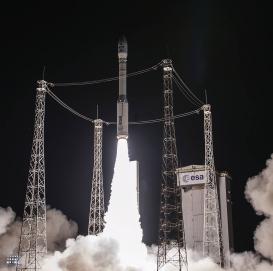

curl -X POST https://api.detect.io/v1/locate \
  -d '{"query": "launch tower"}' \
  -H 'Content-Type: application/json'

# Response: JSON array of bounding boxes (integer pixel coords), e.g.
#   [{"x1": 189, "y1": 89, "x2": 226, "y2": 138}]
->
[
  {"x1": 157, "y1": 59, "x2": 188, "y2": 271},
  {"x1": 88, "y1": 118, "x2": 105, "y2": 235},
  {"x1": 202, "y1": 104, "x2": 224, "y2": 265},
  {"x1": 17, "y1": 81, "x2": 47, "y2": 271}
]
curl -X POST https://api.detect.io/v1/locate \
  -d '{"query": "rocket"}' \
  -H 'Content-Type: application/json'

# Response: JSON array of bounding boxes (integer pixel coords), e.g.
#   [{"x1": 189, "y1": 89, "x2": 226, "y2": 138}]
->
[{"x1": 117, "y1": 36, "x2": 129, "y2": 139}]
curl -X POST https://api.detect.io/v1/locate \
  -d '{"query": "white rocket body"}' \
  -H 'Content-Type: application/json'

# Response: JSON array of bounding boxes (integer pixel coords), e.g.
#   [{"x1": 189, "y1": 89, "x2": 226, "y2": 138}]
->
[{"x1": 117, "y1": 37, "x2": 128, "y2": 139}]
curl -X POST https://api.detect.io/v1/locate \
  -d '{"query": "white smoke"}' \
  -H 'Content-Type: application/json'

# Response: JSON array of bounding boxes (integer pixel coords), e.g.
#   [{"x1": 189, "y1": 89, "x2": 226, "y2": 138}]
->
[
  {"x1": 245, "y1": 155, "x2": 273, "y2": 217},
  {"x1": 0, "y1": 207, "x2": 78, "y2": 270},
  {"x1": 0, "y1": 208, "x2": 20, "y2": 268},
  {"x1": 1, "y1": 147, "x2": 273, "y2": 271},
  {"x1": 187, "y1": 251, "x2": 222, "y2": 271},
  {"x1": 253, "y1": 217, "x2": 273, "y2": 261},
  {"x1": 42, "y1": 235, "x2": 122, "y2": 271},
  {"x1": 41, "y1": 150, "x2": 273, "y2": 271},
  {"x1": 0, "y1": 207, "x2": 15, "y2": 236},
  {"x1": 43, "y1": 235, "x2": 129, "y2": 271},
  {"x1": 103, "y1": 139, "x2": 147, "y2": 268},
  {"x1": 229, "y1": 252, "x2": 273, "y2": 271},
  {"x1": 42, "y1": 139, "x2": 151, "y2": 271},
  {"x1": 0, "y1": 268, "x2": 14, "y2": 271},
  {"x1": 245, "y1": 154, "x2": 273, "y2": 261},
  {"x1": 46, "y1": 207, "x2": 78, "y2": 252}
]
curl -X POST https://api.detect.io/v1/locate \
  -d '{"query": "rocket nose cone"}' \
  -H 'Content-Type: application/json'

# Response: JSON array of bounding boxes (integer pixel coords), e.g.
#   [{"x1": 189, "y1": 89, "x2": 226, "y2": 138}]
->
[{"x1": 118, "y1": 36, "x2": 128, "y2": 56}]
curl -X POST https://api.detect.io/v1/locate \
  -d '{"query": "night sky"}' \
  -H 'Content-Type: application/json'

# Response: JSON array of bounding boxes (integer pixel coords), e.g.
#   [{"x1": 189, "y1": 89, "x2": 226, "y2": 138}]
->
[{"x1": 1, "y1": 1, "x2": 273, "y2": 254}]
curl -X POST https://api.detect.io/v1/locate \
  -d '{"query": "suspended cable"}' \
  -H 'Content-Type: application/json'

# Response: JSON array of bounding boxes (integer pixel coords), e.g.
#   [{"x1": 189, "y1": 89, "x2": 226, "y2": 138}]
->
[
  {"x1": 172, "y1": 76, "x2": 203, "y2": 107},
  {"x1": 173, "y1": 68, "x2": 203, "y2": 104},
  {"x1": 107, "y1": 108, "x2": 201, "y2": 125},
  {"x1": 46, "y1": 85, "x2": 200, "y2": 125},
  {"x1": 49, "y1": 62, "x2": 162, "y2": 87},
  {"x1": 173, "y1": 108, "x2": 201, "y2": 119},
  {"x1": 172, "y1": 68, "x2": 205, "y2": 106},
  {"x1": 173, "y1": 76, "x2": 203, "y2": 107},
  {"x1": 46, "y1": 86, "x2": 96, "y2": 123}
]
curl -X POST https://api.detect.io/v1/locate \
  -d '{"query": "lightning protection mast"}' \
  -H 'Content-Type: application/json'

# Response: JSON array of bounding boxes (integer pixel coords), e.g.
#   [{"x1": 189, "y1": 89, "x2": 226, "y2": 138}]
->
[
  {"x1": 157, "y1": 59, "x2": 188, "y2": 271},
  {"x1": 88, "y1": 119, "x2": 105, "y2": 235},
  {"x1": 202, "y1": 104, "x2": 224, "y2": 266},
  {"x1": 17, "y1": 81, "x2": 47, "y2": 271}
]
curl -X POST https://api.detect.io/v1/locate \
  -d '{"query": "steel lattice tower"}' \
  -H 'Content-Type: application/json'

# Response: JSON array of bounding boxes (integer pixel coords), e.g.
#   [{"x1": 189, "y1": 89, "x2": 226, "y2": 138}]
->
[
  {"x1": 202, "y1": 104, "x2": 224, "y2": 266},
  {"x1": 157, "y1": 59, "x2": 188, "y2": 271},
  {"x1": 88, "y1": 119, "x2": 105, "y2": 235},
  {"x1": 17, "y1": 80, "x2": 47, "y2": 271}
]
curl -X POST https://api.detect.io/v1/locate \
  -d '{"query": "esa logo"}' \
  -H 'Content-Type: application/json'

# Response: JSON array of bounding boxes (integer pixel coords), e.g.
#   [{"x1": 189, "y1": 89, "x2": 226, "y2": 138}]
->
[{"x1": 183, "y1": 174, "x2": 204, "y2": 183}]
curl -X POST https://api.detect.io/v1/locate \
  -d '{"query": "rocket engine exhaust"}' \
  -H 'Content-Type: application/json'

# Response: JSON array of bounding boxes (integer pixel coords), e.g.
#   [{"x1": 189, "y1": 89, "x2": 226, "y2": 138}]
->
[{"x1": 117, "y1": 36, "x2": 129, "y2": 139}]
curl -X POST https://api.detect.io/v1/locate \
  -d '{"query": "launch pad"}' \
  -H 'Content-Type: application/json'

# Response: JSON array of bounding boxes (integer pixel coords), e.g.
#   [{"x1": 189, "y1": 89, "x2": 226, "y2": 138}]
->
[{"x1": 15, "y1": 37, "x2": 230, "y2": 271}]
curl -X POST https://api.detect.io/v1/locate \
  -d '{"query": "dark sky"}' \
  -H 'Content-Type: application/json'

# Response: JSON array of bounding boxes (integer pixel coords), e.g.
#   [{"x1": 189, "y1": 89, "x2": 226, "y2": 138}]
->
[{"x1": 1, "y1": 1, "x2": 273, "y2": 253}]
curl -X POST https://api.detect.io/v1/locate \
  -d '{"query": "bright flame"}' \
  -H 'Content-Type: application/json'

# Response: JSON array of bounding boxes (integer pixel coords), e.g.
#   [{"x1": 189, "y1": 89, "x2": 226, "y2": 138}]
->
[{"x1": 103, "y1": 139, "x2": 148, "y2": 268}]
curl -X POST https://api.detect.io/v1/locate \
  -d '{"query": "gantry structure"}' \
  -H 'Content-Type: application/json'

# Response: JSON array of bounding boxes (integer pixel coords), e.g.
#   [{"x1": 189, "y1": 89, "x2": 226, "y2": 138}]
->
[
  {"x1": 15, "y1": 58, "x2": 224, "y2": 271},
  {"x1": 157, "y1": 59, "x2": 188, "y2": 271},
  {"x1": 202, "y1": 104, "x2": 224, "y2": 265},
  {"x1": 17, "y1": 81, "x2": 47, "y2": 271},
  {"x1": 88, "y1": 118, "x2": 105, "y2": 235}
]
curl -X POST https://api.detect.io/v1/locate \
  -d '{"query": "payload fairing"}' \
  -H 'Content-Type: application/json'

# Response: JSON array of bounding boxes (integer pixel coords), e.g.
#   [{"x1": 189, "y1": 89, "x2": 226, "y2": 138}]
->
[{"x1": 117, "y1": 36, "x2": 129, "y2": 139}]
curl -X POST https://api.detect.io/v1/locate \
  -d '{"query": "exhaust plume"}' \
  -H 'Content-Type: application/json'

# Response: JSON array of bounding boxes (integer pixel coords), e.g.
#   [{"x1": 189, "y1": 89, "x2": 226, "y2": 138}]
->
[
  {"x1": 103, "y1": 139, "x2": 147, "y2": 268},
  {"x1": 1, "y1": 148, "x2": 273, "y2": 271}
]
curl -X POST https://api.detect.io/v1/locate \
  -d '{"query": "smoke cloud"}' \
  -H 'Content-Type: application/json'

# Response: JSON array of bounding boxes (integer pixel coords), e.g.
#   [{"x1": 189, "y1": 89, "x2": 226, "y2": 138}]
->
[
  {"x1": 42, "y1": 235, "x2": 123, "y2": 271},
  {"x1": 0, "y1": 207, "x2": 20, "y2": 269},
  {"x1": 1, "y1": 153, "x2": 273, "y2": 271},
  {"x1": 245, "y1": 154, "x2": 273, "y2": 261},
  {"x1": 0, "y1": 207, "x2": 15, "y2": 236},
  {"x1": 229, "y1": 252, "x2": 272, "y2": 271},
  {"x1": 42, "y1": 153, "x2": 273, "y2": 271},
  {"x1": 0, "y1": 207, "x2": 78, "y2": 270},
  {"x1": 46, "y1": 207, "x2": 78, "y2": 252}
]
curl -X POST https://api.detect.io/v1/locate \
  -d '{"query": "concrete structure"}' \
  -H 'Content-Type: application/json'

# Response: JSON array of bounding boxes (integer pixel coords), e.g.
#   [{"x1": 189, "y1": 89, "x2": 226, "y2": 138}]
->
[{"x1": 176, "y1": 165, "x2": 233, "y2": 268}]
